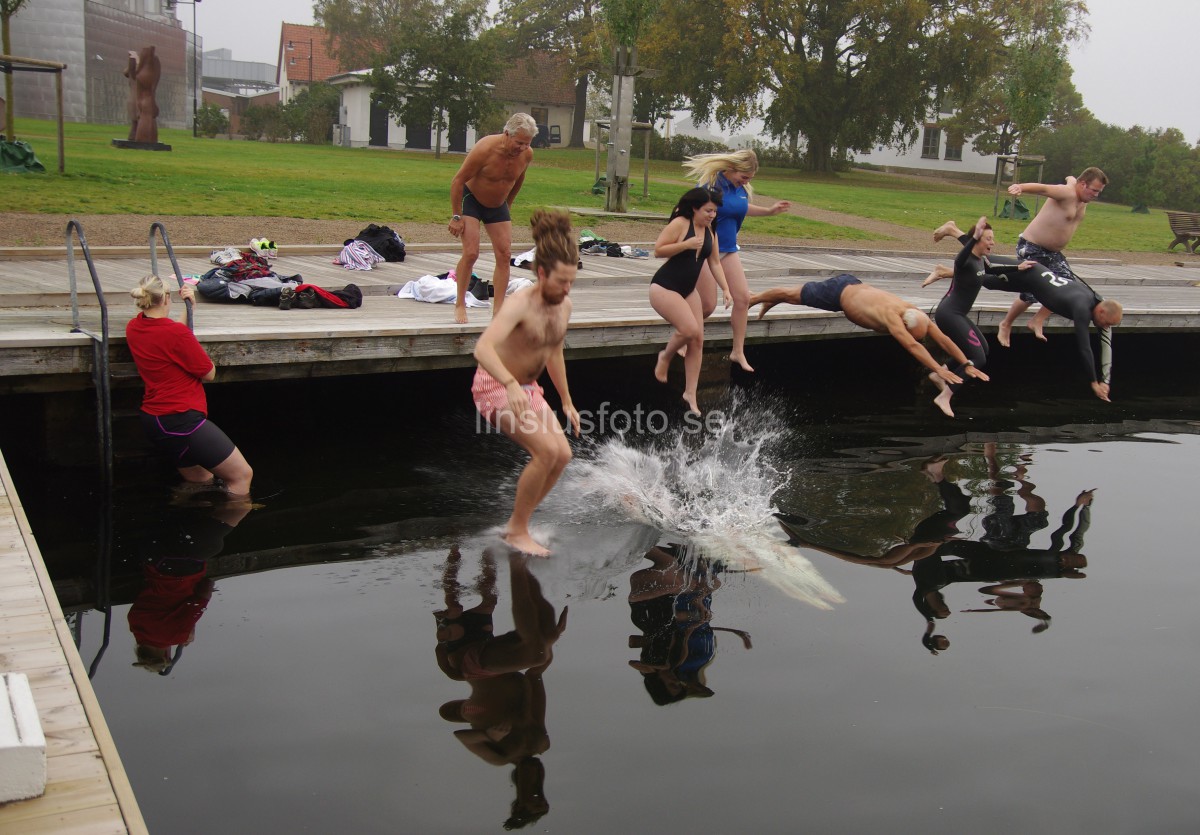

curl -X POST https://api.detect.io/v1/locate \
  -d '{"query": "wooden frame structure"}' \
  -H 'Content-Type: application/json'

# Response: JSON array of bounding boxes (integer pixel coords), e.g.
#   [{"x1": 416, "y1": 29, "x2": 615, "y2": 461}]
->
[{"x1": 0, "y1": 53, "x2": 68, "y2": 173}]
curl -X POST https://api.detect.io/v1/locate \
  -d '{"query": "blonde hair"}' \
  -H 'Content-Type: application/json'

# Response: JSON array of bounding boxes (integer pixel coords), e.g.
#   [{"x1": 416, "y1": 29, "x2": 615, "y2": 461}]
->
[
  {"x1": 130, "y1": 274, "x2": 168, "y2": 311},
  {"x1": 683, "y1": 149, "x2": 759, "y2": 197},
  {"x1": 529, "y1": 209, "x2": 577, "y2": 275},
  {"x1": 505, "y1": 112, "x2": 537, "y2": 138}
]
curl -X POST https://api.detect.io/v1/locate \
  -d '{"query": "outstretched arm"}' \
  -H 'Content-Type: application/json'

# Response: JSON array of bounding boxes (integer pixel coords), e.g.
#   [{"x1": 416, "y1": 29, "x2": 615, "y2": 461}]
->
[{"x1": 1008, "y1": 181, "x2": 1075, "y2": 200}]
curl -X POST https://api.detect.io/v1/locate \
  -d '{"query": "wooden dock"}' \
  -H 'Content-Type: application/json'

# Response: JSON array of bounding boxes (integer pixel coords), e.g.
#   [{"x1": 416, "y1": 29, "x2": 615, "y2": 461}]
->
[
  {"x1": 0, "y1": 242, "x2": 1197, "y2": 830},
  {"x1": 2, "y1": 244, "x2": 1199, "y2": 392},
  {"x1": 0, "y1": 447, "x2": 146, "y2": 834}
]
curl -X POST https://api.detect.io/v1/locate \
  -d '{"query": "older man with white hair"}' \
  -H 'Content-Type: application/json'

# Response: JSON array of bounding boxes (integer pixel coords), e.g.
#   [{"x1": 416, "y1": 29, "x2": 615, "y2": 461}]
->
[
  {"x1": 448, "y1": 113, "x2": 538, "y2": 323},
  {"x1": 749, "y1": 274, "x2": 989, "y2": 406}
]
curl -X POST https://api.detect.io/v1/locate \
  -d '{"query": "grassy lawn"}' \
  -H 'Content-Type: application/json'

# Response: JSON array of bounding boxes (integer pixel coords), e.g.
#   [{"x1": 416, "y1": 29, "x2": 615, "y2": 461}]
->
[{"x1": 2, "y1": 118, "x2": 1172, "y2": 251}]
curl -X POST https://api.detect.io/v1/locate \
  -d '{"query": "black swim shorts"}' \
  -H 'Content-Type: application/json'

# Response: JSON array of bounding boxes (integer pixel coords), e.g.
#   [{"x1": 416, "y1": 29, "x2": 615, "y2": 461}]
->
[
  {"x1": 800, "y1": 273, "x2": 861, "y2": 312},
  {"x1": 461, "y1": 184, "x2": 512, "y2": 225},
  {"x1": 140, "y1": 410, "x2": 236, "y2": 471}
]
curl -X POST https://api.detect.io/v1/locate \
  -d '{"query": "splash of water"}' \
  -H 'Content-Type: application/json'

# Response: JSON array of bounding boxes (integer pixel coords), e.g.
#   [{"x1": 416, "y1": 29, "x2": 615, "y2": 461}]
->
[
  {"x1": 558, "y1": 400, "x2": 843, "y2": 609},
  {"x1": 562, "y1": 405, "x2": 786, "y2": 534}
]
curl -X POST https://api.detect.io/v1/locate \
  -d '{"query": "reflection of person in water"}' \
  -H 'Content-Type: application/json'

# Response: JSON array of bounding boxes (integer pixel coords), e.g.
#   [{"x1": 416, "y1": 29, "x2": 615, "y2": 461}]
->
[
  {"x1": 434, "y1": 546, "x2": 567, "y2": 830},
  {"x1": 128, "y1": 501, "x2": 251, "y2": 674},
  {"x1": 962, "y1": 581, "x2": 1052, "y2": 633},
  {"x1": 627, "y1": 544, "x2": 751, "y2": 705},
  {"x1": 905, "y1": 485, "x2": 1093, "y2": 652},
  {"x1": 776, "y1": 458, "x2": 971, "y2": 572}
]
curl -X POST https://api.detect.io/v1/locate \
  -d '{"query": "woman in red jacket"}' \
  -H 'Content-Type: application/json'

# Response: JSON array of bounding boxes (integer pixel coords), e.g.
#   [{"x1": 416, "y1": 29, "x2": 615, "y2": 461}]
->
[{"x1": 126, "y1": 275, "x2": 253, "y2": 497}]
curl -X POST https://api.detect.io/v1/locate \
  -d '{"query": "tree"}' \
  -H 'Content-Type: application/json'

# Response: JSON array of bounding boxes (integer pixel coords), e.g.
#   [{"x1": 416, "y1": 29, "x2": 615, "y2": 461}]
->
[
  {"x1": 641, "y1": 0, "x2": 1087, "y2": 172},
  {"x1": 241, "y1": 103, "x2": 289, "y2": 142},
  {"x1": 495, "y1": 0, "x2": 606, "y2": 148},
  {"x1": 317, "y1": 0, "x2": 499, "y2": 159},
  {"x1": 943, "y1": 1, "x2": 1082, "y2": 158},
  {"x1": 284, "y1": 82, "x2": 340, "y2": 144},
  {"x1": 195, "y1": 102, "x2": 229, "y2": 138},
  {"x1": 1, "y1": 0, "x2": 31, "y2": 142}
]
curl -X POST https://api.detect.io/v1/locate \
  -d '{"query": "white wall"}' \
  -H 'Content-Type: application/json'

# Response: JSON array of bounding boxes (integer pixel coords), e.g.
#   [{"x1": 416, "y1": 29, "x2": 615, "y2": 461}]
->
[{"x1": 855, "y1": 128, "x2": 995, "y2": 176}]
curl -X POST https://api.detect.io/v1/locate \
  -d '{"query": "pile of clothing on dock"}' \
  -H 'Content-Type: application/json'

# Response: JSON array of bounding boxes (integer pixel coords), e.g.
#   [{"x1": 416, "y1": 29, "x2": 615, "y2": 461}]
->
[
  {"x1": 395, "y1": 269, "x2": 534, "y2": 306},
  {"x1": 335, "y1": 224, "x2": 407, "y2": 270},
  {"x1": 509, "y1": 247, "x2": 585, "y2": 270},
  {"x1": 578, "y1": 228, "x2": 649, "y2": 259},
  {"x1": 197, "y1": 247, "x2": 361, "y2": 309}
]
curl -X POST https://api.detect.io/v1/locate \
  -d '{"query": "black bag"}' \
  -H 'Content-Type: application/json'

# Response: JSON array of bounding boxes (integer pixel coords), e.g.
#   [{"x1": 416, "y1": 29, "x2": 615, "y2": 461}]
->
[{"x1": 354, "y1": 224, "x2": 406, "y2": 262}]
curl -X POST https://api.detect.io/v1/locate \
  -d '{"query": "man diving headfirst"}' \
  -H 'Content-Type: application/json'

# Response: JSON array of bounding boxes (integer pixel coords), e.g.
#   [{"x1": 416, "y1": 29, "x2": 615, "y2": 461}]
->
[{"x1": 748, "y1": 274, "x2": 990, "y2": 404}]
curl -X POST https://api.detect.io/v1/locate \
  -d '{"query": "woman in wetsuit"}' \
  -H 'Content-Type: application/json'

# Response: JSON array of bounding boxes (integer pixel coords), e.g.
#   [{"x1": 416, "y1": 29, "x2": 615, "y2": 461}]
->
[
  {"x1": 684, "y1": 150, "x2": 791, "y2": 372},
  {"x1": 650, "y1": 187, "x2": 731, "y2": 414},
  {"x1": 929, "y1": 216, "x2": 1036, "y2": 417}
]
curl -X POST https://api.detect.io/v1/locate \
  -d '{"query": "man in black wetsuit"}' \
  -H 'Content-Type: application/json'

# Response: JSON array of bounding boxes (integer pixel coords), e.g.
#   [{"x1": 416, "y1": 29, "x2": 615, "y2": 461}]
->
[{"x1": 980, "y1": 264, "x2": 1123, "y2": 401}]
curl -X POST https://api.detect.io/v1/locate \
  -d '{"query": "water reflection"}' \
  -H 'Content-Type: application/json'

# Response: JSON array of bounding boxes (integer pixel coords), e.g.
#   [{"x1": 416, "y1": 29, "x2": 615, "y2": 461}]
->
[
  {"x1": 434, "y1": 546, "x2": 568, "y2": 829},
  {"x1": 627, "y1": 543, "x2": 752, "y2": 705},
  {"x1": 127, "y1": 497, "x2": 252, "y2": 675},
  {"x1": 781, "y1": 443, "x2": 1094, "y2": 654}
]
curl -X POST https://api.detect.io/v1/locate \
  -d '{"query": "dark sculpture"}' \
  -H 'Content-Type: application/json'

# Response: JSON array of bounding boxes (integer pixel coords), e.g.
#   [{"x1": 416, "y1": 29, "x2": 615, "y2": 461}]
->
[{"x1": 125, "y1": 46, "x2": 161, "y2": 145}]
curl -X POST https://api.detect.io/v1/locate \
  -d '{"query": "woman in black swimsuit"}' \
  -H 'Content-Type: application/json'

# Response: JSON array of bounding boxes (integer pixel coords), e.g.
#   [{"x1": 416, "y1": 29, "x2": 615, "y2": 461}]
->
[{"x1": 650, "y1": 187, "x2": 731, "y2": 414}]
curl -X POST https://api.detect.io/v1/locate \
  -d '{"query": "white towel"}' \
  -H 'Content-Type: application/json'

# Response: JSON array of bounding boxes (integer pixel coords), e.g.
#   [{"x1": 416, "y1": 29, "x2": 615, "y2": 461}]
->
[{"x1": 396, "y1": 275, "x2": 491, "y2": 307}]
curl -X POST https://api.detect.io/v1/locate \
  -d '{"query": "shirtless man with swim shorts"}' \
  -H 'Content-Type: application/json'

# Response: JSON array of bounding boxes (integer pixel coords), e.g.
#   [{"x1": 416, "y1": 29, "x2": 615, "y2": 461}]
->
[
  {"x1": 449, "y1": 113, "x2": 537, "y2": 324},
  {"x1": 991, "y1": 167, "x2": 1108, "y2": 346},
  {"x1": 472, "y1": 210, "x2": 581, "y2": 556},
  {"x1": 748, "y1": 274, "x2": 990, "y2": 402}
]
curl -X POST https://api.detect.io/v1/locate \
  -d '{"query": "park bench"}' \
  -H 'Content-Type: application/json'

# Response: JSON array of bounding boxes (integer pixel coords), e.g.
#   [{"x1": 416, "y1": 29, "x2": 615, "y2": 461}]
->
[{"x1": 1166, "y1": 210, "x2": 1200, "y2": 253}]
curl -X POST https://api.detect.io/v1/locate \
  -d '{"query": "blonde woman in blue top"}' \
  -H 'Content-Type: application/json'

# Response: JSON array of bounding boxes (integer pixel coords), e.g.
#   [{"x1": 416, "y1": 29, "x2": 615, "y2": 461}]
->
[{"x1": 683, "y1": 150, "x2": 791, "y2": 372}]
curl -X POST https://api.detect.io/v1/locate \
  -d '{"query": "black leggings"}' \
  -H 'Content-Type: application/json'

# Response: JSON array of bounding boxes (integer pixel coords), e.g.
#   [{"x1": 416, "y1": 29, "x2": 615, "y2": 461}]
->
[
  {"x1": 140, "y1": 410, "x2": 236, "y2": 470},
  {"x1": 935, "y1": 311, "x2": 988, "y2": 391}
]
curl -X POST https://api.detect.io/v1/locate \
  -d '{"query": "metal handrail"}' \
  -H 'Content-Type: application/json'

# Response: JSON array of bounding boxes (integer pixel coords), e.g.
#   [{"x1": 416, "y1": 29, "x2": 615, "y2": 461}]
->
[
  {"x1": 64, "y1": 219, "x2": 115, "y2": 677},
  {"x1": 64, "y1": 220, "x2": 113, "y2": 488},
  {"x1": 149, "y1": 221, "x2": 193, "y2": 330}
]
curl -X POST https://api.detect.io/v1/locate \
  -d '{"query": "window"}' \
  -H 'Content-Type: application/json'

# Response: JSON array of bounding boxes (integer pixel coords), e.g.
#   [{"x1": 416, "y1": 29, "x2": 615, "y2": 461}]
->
[
  {"x1": 944, "y1": 132, "x2": 964, "y2": 162},
  {"x1": 921, "y1": 126, "x2": 941, "y2": 159}
]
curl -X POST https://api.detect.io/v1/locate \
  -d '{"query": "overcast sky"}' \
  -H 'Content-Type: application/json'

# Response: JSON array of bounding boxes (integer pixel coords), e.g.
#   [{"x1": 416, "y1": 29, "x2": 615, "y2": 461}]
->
[{"x1": 194, "y1": 0, "x2": 1198, "y2": 144}]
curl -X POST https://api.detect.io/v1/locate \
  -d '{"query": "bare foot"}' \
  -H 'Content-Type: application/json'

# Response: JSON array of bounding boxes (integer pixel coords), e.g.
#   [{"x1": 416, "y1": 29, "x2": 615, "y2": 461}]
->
[
  {"x1": 997, "y1": 320, "x2": 1013, "y2": 348},
  {"x1": 932, "y1": 386, "x2": 955, "y2": 418},
  {"x1": 682, "y1": 393, "x2": 700, "y2": 414},
  {"x1": 933, "y1": 220, "x2": 958, "y2": 243},
  {"x1": 502, "y1": 530, "x2": 551, "y2": 557},
  {"x1": 677, "y1": 344, "x2": 687, "y2": 358},
  {"x1": 922, "y1": 265, "x2": 952, "y2": 287},
  {"x1": 654, "y1": 349, "x2": 671, "y2": 383},
  {"x1": 454, "y1": 304, "x2": 468, "y2": 325},
  {"x1": 729, "y1": 353, "x2": 755, "y2": 373},
  {"x1": 1028, "y1": 320, "x2": 1047, "y2": 342}
]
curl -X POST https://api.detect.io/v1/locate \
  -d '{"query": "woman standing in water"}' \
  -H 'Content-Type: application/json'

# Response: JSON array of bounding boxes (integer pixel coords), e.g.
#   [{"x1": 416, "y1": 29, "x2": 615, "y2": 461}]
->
[
  {"x1": 650, "y1": 187, "x2": 731, "y2": 414},
  {"x1": 126, "y1": 276, "x2": 253, "y2": 497},
  {"x1": 684, "y1": 150, "x2": 791, "y2": 372}
]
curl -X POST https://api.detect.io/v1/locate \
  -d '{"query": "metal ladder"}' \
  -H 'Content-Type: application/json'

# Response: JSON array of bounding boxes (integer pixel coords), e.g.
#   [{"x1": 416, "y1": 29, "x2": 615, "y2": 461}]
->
[{"x1": 64, "y1": 219, "x2": 191, "y2": 677}]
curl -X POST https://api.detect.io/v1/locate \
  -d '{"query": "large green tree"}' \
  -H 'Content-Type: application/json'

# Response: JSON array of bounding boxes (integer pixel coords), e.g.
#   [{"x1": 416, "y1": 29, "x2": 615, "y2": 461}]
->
[
  {"x1": 1, "y1": 0, "x2": 31, "y2": 141},
  {"x1": 641, "y1": 0, "x2": 1087, "y2": 171},
  {"x1": 942, "y1": 1, "x2": 1084, "y2": 157},
  {"x1": 315, "y1": 0, "x2": 499, "y2": 158},
  {"x1": 494, "y1": 0, "x2": 606, "y2": 147}
]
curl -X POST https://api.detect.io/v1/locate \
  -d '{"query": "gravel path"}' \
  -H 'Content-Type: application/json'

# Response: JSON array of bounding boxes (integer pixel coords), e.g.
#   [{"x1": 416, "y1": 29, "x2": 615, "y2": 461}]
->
[{"x1": 1, "y1": 204, "x2": 1190, "y2": 268}]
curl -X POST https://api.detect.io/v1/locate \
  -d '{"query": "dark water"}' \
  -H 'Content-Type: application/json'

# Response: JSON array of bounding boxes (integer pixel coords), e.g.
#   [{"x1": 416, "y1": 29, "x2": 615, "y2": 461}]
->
[{"x1": 5, "y1": 335, "x2": 1200, "y2": 833}]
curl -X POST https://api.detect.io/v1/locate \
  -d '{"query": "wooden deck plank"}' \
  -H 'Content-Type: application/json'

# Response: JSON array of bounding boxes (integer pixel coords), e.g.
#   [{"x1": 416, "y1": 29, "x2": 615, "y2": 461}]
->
[
  {"x1": 0, "y1": 248, "x2": 1197, "y2": 390},
  {"x1": 0, "y1": 448, "x2": 146, "y2": 834}
]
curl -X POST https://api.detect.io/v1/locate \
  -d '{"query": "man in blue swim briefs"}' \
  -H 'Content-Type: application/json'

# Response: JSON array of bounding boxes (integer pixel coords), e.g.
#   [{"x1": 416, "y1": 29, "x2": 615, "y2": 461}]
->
[
  {"x1": 449, "y1": 113, "x2": 537, "y2": 324},
  {"x1": 749, "y1": 274, "x2": 990, "y2": 391}
]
